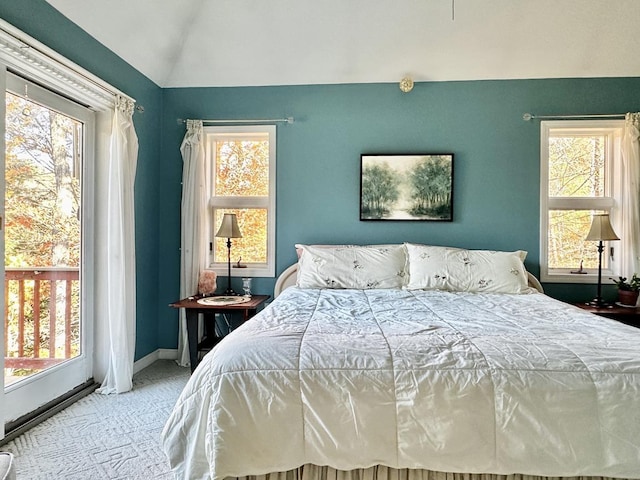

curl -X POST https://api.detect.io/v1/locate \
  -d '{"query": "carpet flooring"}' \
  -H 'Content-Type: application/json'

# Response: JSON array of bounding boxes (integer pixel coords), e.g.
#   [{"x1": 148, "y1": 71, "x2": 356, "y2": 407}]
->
[{"x1": 3, "y1": 360, "x2": 190, "y2": 479}]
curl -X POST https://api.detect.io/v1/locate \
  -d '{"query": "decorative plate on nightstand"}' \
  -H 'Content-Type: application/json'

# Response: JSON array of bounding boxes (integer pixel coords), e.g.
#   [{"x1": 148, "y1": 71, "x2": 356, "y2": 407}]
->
[
  {"x1": 197, "y1": 296, "x2": 252, "y2": 306},
  {"x1": 615, "y1": 301, "x2": 638, "y2": 308}
]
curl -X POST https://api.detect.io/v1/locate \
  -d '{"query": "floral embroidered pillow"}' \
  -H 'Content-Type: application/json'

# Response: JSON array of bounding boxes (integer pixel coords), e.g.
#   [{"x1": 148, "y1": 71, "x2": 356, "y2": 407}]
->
[
  {"x1": 296, "y1": 244, "x2": 407, "y2": 289},
  {"x1": 405, "y1": 243, "x2": 529, "y2": 294},
  {"x1": 404, "y1": 244, "x2": 458, "y2": 291}
]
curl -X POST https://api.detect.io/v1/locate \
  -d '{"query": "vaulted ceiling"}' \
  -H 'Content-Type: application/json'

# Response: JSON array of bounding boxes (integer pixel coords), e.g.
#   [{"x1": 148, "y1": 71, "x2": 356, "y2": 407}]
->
[{"x1": 45, "y1": 0, "x2": 640, "y2": 88}]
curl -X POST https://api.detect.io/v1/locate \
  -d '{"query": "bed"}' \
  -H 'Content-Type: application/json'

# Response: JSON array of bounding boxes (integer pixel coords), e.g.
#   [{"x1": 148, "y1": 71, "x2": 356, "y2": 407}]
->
[{"x1": 162, "y1": 244, "x2": 640, "y2": 480}]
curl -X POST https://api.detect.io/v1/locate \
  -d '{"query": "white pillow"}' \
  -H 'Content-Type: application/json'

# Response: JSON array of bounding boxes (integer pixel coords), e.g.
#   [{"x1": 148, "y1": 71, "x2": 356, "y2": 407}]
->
[
  {"x1": 404, "y1": 243, "x2": 529, "y2": 294},
  {"x1": 404, "y1": 244, "x2": 458, "y2": 291},
  {"x1": 296, "y1": 244, "x2": 407, "y2": 289}
]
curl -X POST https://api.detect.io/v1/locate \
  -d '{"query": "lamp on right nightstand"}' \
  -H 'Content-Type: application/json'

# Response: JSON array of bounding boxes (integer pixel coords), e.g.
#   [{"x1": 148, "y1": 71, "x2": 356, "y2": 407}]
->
[{"x1": 585, "y1": 213, "x2": 619, "y2": 308}]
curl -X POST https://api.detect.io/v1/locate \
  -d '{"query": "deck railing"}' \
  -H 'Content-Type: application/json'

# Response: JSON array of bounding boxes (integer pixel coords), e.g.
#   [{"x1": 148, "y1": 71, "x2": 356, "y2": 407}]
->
[{"x1": 4, "y1": 268, "x2": 80, "y2": 370}]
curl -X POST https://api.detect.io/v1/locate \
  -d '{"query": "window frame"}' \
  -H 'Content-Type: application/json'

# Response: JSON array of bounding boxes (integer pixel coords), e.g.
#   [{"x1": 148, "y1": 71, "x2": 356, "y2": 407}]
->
[
  {"x1": 540, "y1": 120, "x2": 624, "y2": 283},
  {"x1": 205, "y1": 125, "x2": 276, "y2": 278}
]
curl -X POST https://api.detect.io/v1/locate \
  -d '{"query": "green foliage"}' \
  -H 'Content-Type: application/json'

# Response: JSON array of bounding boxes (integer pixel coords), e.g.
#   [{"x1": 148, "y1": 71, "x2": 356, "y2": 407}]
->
[
  {"x1": 611, "y1": 274, "x2": 640, "y2": 291},
  {"x1": 361, "y1": 162, "x2": 400, "y2": 218},
  {"x1": 409, "y1": 155, "x2": 451, "y2": 219}
]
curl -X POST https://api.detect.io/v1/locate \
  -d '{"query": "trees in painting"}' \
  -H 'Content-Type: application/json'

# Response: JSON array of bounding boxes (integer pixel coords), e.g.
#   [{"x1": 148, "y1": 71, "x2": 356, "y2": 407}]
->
[
  {"x1": 360, "y1": 162, "x2": 400, "y2": 218},
  {"x1": 408, "y1": 155, "x2": 452, "y2": 218},
  {"x1": 361, "y1": 155, "x2": 452, "y2": 220}
]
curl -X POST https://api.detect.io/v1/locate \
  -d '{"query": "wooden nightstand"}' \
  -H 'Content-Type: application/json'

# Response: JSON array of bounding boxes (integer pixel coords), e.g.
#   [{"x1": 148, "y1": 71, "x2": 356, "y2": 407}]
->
[
  {"x1": 574, "y1": 303, "x2": 640, "y2": 329},
  {"x1": 170, "y1": 295, "x2": 270, "y2": 373}
]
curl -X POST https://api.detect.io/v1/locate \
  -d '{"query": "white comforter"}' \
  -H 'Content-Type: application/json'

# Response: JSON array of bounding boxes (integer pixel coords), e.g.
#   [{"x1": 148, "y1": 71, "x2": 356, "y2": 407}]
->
[{"x1": 161, "y1": 288, "x2": 640, "y2": 480}]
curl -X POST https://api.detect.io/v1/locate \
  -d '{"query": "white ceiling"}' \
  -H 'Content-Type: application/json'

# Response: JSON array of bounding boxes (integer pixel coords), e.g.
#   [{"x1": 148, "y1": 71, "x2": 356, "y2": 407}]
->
[{"x1": 45, "y1": 0, "x2": 640, "y2": 88}]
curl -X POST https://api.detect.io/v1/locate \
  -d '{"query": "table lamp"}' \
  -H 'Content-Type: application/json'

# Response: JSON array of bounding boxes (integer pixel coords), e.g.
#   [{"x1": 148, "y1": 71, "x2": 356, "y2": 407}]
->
[
  {"x1": 215, "y1": 213, "x2": 242, "y2": 295},
  {"x1": 585, "y1": 213, "x2": 619, "y2": 307}
]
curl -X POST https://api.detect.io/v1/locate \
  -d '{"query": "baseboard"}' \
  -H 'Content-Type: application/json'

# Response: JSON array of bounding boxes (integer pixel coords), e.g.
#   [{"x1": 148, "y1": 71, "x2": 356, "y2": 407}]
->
[
  {"x1": 1, "y1": 380, "x2": 97, "y2": 446},
  {"x1": 133, "y1": 348, "x2": 178, "y2": 374},
  {"x1": 158, "y1": 348, "x2": 179, "y2": 360}
]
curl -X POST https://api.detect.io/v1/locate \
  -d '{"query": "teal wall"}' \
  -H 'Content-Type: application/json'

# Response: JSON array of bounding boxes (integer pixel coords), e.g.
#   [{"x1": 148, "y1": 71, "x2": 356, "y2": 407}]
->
[
  {"x1": 2, "y1": 1, "x2": 639, "y2": 355},
  {"x1": 158, "y1": 78, "x2": 639, "y2": 347},
  {"x1": 0, "y1": 1, "x2": 163, "y2": 360}
]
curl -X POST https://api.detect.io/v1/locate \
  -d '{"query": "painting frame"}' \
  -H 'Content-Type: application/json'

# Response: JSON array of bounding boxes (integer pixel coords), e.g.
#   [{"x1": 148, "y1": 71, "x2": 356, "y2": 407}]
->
[{"x1": 360, "y1": 153, "x2": 454, "y2": 222}]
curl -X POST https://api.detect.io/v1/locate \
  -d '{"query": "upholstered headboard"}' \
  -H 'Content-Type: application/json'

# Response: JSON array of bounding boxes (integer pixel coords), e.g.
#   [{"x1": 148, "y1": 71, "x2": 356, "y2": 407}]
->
[{"x1": 274, "y1": 263, "x2": 299, "y2": 297}]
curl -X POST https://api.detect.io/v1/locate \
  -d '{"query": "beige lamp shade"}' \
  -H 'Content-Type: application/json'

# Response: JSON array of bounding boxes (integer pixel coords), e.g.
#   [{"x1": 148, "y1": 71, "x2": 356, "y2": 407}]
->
[
  {"x1": 585, "y1": 213, "x2": 619, "y2": 241},
  {"x1": 215, "y1": 213, "x2": 243, "y2": 239}
]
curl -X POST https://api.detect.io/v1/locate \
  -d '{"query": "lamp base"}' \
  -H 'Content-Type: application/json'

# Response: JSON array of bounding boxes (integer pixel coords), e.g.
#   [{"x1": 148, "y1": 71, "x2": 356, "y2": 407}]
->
[
  {"x1": 223, "y1": 288, "x2": 238, "y2": 296},
  {"x1": 586, "y1": 298, "x2": 613, "y2": 309}
]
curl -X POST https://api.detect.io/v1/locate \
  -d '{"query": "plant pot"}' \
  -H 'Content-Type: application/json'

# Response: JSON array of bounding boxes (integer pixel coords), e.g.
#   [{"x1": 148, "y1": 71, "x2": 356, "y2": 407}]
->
[{"x1": 618, "y1": 289, "x2": 639, "y2": 307}]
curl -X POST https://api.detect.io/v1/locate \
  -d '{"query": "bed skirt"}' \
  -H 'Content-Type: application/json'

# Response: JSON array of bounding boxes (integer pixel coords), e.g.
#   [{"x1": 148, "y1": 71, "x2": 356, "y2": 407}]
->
[{"x1": 232, "y1": 464, "x2": 636, "y2": 480}]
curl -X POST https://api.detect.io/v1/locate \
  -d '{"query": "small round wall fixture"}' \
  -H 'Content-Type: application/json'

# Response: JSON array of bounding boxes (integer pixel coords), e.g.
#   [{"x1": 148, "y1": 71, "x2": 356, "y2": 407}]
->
[{"x1": 399, "y1": 77, "x2": 414, "y2": 93}]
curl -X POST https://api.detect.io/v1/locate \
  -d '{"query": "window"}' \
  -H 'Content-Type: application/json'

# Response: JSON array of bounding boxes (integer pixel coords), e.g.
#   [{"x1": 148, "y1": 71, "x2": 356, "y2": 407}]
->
[
  {"x1": 206, "y1": 125, "x2": 276, "y2": 277},
  {"x1": 540, "y1": 120, "x2": 624, "y2": 283}
]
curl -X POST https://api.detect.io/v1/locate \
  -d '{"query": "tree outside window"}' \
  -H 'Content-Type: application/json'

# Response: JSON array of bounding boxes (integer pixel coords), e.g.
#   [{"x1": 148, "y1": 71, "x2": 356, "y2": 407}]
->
[{"x1": 207, "y1": 126, "x2": 276, "y2": 277}]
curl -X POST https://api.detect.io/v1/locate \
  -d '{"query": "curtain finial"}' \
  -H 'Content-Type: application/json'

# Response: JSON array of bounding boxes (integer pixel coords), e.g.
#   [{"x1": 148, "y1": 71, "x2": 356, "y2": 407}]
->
[
  {"x1": 186, "y1": 119, "x2": 203, "y2": 132},
  {"x1": 116, "y1": 95, "x2": 135, "y2": 116}
]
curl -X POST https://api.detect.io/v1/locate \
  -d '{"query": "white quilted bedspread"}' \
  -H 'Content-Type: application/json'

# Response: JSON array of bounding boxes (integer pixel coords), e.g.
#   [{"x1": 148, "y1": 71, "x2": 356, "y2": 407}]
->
[{"x1": 161, "y1": 288, "x2": 640, "y2": 480}]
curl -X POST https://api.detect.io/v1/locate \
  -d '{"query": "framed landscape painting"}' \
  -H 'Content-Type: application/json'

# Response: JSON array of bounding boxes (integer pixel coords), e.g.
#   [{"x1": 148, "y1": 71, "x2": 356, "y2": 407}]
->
[{"x1": 360, "y1": 153, "x2": 454, "y2": 221}]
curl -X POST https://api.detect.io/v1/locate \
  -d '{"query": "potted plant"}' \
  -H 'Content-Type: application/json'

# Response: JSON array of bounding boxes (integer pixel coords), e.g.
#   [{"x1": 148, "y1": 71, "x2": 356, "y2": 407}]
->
[{"x1": 611, "y1": 274, "x2": 640, "y2": 306}]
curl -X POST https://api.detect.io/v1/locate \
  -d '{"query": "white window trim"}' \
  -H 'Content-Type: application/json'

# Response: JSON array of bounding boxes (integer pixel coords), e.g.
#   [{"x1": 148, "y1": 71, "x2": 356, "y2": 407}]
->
[
  {"x1": 205, "y1": 125, "x2": 276, "y2": 278},
  {"x1": 540, "y1": 120, "x2": 624, "y2": 283}
]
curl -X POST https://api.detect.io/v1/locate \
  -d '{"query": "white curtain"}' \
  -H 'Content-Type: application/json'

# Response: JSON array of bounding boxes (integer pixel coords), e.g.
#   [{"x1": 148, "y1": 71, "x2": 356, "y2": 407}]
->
[
  {"x1": 621, "y1": 112, "x2": 640, "y2": 305},
  {"x1": 177, "y1": 120, "x2": 207, "y2": 367},
  {"x1": 97, "y1": 96, "x2": 139, "y2": 394}
]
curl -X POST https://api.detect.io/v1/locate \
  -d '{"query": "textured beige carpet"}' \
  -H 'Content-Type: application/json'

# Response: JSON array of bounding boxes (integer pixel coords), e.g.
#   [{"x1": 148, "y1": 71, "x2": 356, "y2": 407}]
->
[{"x1": 3, "y1": 360, "x2": 189, "y2": 479}]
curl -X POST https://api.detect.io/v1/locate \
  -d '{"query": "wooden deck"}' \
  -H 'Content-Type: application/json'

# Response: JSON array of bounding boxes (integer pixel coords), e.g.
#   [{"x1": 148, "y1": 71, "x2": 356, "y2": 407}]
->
[{"x1": 4, "y1": 267, "x2": 79, "y2": 384}]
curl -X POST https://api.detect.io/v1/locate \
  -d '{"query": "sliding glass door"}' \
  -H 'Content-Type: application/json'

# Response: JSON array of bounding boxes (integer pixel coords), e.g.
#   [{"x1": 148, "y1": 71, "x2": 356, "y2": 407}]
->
[{"x1": 2, "y1": 72, "x2": 94, "y2": 425}]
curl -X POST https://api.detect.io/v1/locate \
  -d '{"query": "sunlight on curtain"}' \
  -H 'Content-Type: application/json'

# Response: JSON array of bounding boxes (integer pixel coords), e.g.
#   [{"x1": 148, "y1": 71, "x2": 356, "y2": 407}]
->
[
  {"x1": 621, "y1": 112, "x2": 640, "y2": 306},
  {"x1": 177, "y1": 120, "x2": 207, "y2": 367},
  {"x1": 97, "y1": 96, "x2": 138, "y2": 394}
]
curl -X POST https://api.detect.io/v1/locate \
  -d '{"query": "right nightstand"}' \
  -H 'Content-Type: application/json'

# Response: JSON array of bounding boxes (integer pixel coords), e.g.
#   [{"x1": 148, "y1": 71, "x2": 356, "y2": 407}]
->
[{"x1": 575, "y1": 303, "x2": 640, "y2": 329}]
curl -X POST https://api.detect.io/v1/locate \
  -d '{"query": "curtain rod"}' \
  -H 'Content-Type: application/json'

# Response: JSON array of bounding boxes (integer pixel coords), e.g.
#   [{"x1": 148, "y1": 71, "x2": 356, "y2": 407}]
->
[
  {"x1": 523, "y1": 112, "x2": 626, "y2": 121},
  {"x1": 180, "y1": 117, "x2": 294, "y2": 125}
]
